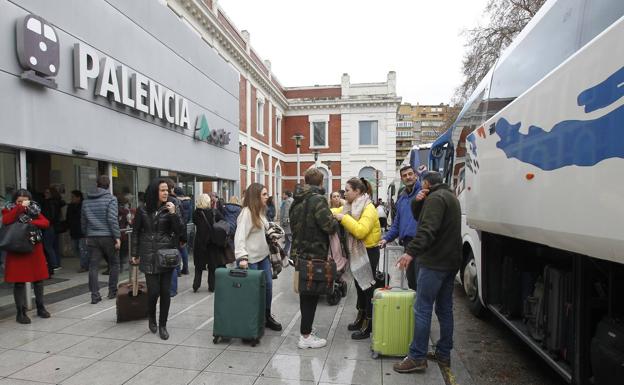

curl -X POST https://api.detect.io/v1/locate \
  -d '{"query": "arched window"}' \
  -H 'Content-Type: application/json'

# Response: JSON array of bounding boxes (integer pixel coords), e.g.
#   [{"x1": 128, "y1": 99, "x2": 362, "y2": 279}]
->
[
  {"x1": 255, "y1": 156, "x2": 265, "y2": 184},
  {"x1": 274, "y1": 164, "x2": 282, "y2": 199},
  {"x1": 319, "y1": 167, "x2": 330, "y2": 194},
  {"x1": 358, "y1": 166, "x2": 378, "y2": 199}
]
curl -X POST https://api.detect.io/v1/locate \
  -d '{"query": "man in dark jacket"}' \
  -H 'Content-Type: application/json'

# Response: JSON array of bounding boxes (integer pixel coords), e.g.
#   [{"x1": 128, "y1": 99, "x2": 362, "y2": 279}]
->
[
  {"x1": 379, "y1": 165, "x2": 421, "y2": 290},
  {"x1": 289, "y1": 168, "x2": 339, "y2": 349},
  {"x1": 82, "y1": 176, "x2": 121, "y2": 304},
  {"x1": 66, "y1": 190, "x2": 88, "y2": 272},
  {"x1": 173, "y1": 186, "x2": 191, "y2": 275},
  {"x1": 393, "y1": 171, "x2": 461, "y2": 373}
]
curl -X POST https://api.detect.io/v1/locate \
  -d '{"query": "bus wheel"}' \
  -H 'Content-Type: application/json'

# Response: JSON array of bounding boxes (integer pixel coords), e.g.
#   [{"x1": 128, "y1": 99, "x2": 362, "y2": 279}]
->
[{"x1": 462, "y1": 251, "x2": 486, "y2": 318}]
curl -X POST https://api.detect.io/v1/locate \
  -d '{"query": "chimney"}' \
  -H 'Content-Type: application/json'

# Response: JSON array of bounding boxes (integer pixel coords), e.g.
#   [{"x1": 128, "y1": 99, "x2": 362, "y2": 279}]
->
[
  {"x1": 387, "y1": 71, "x2": 396, "y2": 96},
  {"x1": 241, "y1": 30, "x2": 251, "y2": 54},
  {"x1": 341, "y1": 73, "x2": 350, "y2": 98}
]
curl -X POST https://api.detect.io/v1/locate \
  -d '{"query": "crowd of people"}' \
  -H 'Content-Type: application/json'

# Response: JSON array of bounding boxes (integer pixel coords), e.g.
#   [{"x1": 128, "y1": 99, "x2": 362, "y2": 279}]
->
[{"x1": 0, "y1": 163, "x2": 461, "y2": 376}]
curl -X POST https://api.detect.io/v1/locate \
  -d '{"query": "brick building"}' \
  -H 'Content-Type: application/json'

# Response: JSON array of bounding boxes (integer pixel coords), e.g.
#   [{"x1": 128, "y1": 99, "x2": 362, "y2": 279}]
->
[{"x1": 167, "y1": 0, "x2": 400, "y2": 203}]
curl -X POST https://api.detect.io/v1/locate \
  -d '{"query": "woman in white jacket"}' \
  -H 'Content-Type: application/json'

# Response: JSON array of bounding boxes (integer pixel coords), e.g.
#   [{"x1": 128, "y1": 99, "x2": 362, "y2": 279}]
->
[{"x1": 234, "y1": 183, "x2": 282, "y2": 331}]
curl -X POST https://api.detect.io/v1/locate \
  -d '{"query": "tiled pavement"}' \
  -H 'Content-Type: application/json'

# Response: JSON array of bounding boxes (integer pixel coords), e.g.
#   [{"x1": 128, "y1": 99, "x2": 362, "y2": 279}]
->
[{"x1": 0, "y1": 248, "x2": 451, "y2": 385}]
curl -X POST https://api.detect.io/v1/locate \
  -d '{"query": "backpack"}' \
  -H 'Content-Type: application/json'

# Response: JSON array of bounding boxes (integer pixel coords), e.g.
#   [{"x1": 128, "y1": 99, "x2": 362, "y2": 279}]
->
[{"x1": 207, "y1": 209, "x2": 230, "y2": 247}]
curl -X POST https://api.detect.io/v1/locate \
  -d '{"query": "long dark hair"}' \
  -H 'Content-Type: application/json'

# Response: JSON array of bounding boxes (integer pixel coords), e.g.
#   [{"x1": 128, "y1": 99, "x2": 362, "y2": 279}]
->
[
  {"x1": 144, "y1": 178, "x2": 169, "y2": 213},
  {"x1": 347, "y1": 177, "x2": 373, "y2": 196}
]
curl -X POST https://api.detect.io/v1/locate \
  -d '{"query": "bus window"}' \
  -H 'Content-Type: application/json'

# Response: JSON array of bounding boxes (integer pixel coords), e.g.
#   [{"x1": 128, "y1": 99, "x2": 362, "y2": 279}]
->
[
  {"x1": 487, "y1": 0, "x2": 583, "y2": 115},
  {"x1": 579, "y1": 0, "x2": 624, "y2": 47}
]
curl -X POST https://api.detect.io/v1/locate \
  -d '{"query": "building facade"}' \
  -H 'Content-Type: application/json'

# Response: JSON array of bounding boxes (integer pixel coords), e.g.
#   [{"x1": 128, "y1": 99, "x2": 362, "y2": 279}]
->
[
  {"x1": 0, "y1": 0, "x2": 239, "y2": 213},
  {"x1": 168, "y1": 0, "x2": 400, "y2": 204},
  {"x1": 395, "y1": 102, "x2": 453, "y2": 166}
]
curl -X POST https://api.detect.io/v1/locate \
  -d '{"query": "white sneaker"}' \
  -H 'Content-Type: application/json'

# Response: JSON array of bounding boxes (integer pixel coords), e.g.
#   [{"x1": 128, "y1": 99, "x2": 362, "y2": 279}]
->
[{"x1": 298, "y1": 334, "x2": 327, "y2": 349}]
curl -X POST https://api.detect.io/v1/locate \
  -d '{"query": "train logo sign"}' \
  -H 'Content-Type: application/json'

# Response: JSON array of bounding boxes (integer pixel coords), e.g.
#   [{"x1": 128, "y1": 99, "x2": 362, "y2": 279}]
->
[
  {"x1": 194, "y1": 114, "x2": 231, "y2": 147},
  {"x1": 16, "y1": 14, "x2": 60, "y2": 89}
]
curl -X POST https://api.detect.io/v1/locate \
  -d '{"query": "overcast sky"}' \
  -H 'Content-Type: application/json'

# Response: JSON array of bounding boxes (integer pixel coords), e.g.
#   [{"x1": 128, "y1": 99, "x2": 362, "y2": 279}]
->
[{"x1": 218, "y1": 0, "x2": 489, "y2": 105}]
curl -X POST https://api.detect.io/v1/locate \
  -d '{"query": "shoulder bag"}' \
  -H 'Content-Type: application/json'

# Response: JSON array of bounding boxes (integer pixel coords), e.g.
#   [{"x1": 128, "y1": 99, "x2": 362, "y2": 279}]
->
[
  {"x1": 0, "y1": 221, "x2": 40, "y2": 254},
  {"x1": 152, "y1": 207, "x2": 181, "y2": 269}
]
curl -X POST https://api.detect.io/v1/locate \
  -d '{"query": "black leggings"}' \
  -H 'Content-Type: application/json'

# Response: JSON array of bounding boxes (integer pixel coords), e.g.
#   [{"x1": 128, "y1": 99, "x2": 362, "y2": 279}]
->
[
  {"x1": 300, "y1": 293, "x2": 320, "y2": 335},
  {"x1": 354, "y1": 247, "x2": 380, "y2": 318},
  {"x1": 146, "y1": 270, "x2": 173, "y2": 326}
]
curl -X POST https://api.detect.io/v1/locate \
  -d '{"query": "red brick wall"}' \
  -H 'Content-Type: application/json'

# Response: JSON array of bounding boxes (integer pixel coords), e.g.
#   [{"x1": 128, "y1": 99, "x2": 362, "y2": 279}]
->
[
  {"x1": 283, "y1": 116, "x2": 309, "y2": 154},
  {"x1": 332, "y1": 180, "x2": 342, "y2": 193},
  {"x1": 284, "y1": 88, "x2": 341, "y2": 99},
  {"x1": 239, "y1": 76, "x2": 247, "y2": 133},
  {"x1": 327, "y1": 114, "x2": 341, "y2": 153},
  {"x1": 240, "y1": 169, "x2": 247, "y2": 191},
  {"x1": 239, "y1": 144, "x2": 247, "y2": 165}
]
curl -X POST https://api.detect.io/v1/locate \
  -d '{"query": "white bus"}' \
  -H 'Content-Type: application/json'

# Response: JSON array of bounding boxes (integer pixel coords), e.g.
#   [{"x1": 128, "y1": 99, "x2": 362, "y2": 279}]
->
[{"x1": 429, "y1": 1, "x2": 624, "y2": 384}]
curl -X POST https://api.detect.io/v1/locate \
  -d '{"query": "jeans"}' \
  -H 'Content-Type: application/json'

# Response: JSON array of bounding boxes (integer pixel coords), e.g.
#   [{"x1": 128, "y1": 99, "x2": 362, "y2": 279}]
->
[
  {"x1": 354, "y1": 247, "x2": 380, "y2": 318},
  {"x1": 300, "y1": 293, "x2": 320, "y2": 335},
  {"x1": 170, "y1": 265, "x2": 179, "y2": 296},
  {"x1": 283, "y1": 233, "x2": 292, "y2": 257},
  {"x1": 408, "y1": 267, "x2": 456, "y2": 361},
  {"x1": 87, "y1": 237, "x2": 119, "y2": 300},
  {"x1": 146, "y1": 270, "x2": 174, "y2": 326},
  {"x1": 180, "y1": 243, "x2": 189, "y2": 273},
  {"x1": 71, "y1": 238, "x2": 89, "y2": 269},
  {"x1": 42, "y1": 228, "x2": 59, "y2": 269},
  {"x1": 247, "y1": 257, "x2": 273, "y2": 313}
]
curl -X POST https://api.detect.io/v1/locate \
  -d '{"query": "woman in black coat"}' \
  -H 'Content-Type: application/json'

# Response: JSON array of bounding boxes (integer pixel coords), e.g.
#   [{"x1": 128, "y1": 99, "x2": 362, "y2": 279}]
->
[
  {"x1": 192, "y1": 193, "x2": 227, "y2": 292},
  {"x1": 131, "y1": 178, "x2": 184, "y2": 340}
]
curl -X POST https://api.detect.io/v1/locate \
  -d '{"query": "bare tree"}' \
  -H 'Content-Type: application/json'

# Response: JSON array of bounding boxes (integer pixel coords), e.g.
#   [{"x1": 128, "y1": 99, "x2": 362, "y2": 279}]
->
[{"x1": 456, "y1": 0, "x2": 546, "y2": 102}]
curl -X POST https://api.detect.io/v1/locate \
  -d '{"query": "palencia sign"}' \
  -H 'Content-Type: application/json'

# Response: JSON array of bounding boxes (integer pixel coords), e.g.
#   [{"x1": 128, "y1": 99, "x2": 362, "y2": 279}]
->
[
  {"x1": 73, "y1": 43, "x2": 190, "y2": 129},
  {"x1": 195, "y1": 114, "x2": 231, "y2": 146}
]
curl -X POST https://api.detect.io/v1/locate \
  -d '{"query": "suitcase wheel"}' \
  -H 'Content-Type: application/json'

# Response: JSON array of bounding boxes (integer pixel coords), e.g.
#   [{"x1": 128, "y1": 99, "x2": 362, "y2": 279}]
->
[
  {"x1": 327, "y1": 290, "x2": 341, "y2": 306},
  {"x1": 251, "y1": 338, "x2": 259, "y2": 347}
]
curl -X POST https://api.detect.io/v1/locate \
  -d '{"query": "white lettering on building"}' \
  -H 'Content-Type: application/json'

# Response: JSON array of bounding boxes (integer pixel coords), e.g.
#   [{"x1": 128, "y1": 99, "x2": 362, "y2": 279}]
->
[{"x1": 73, "y1": 42, "x2": 190, "y2": 129}]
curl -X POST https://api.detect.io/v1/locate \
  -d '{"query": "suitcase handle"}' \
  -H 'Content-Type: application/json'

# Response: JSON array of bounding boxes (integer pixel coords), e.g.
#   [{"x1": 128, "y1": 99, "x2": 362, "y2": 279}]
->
[
  {"x1": 229, "y1": 269, "x2": 248, "y2": 278},
  {"x1": 383, "y1": 244, "x2": 408, "y2": 290}
]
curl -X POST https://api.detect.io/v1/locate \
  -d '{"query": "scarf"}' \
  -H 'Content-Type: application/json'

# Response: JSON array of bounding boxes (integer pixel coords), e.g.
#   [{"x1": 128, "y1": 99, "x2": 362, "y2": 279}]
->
[{"x1": 342, "y1": 193, "x2": 375, "y2": 290}]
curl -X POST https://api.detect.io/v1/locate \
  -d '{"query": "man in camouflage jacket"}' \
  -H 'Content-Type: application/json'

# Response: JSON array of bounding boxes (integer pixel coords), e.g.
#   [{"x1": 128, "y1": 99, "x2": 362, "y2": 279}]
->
[{"x1": 289, "y1": 168, "x2": 339, "y2": 349}]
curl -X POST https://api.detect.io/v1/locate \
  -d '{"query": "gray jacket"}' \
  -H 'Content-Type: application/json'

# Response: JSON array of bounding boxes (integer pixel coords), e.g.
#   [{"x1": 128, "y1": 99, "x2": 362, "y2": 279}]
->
[
  {"x1": 81, "y1": 188, "x2": 120, "y2": 239},
  {"x1": 279, "y1": 197, "x2": 294, "y2": 234}
]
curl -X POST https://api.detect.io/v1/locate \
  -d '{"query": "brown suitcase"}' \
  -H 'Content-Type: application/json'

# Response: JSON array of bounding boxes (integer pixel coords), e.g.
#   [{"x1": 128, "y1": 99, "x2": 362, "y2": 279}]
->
[{"x1": 116, "y1": 262, "x2": 148, "y2": 323}]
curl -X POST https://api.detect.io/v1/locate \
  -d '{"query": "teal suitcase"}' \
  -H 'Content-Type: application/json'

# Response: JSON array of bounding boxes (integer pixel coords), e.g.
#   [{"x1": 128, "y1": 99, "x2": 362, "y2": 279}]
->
[
  {"x1": 213, "y1": 268, "x2": 265, "y2": 346},
  {"x1": 371, "y1": 245, "x2": 416, "y2": 358}
]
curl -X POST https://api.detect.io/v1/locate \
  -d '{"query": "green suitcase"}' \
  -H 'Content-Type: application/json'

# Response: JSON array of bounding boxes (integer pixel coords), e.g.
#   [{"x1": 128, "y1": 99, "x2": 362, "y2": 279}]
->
[
  {"x1": 371, "y1": 246, "x2": 416, "y2": 358},
  {"x1": 213, "y1": 268, "x2": 265, "y2": 346}
]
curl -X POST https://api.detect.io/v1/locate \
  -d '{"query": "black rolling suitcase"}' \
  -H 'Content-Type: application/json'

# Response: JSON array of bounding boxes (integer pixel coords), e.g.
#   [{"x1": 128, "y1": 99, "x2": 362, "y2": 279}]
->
[
  {"x1": 543, "y1": 266, "x2": 574, "y2": 361},
  {"x1": 591, "y1": 317, "x2": 624, "y2": 385},
  {"x1": 116, "y1": 232, "x2": 148, "y2": 323}
]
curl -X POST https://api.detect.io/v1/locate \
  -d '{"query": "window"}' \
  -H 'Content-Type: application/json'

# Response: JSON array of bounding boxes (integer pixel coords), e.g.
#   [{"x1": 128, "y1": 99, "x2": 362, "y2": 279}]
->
[
  {"x1": 311, "y1": 121, "x2": 327, "y2": 147},
  {"x1": 275, "y1": 116, "x2": 282, "y2": 145},
  {"x1": 359, "y1": 120, "x2": 378, "y2": 146},
  {"x1": 255, "y1": 156, "x2": 264, "y2": 183},
  {"x1": 256, "y1": 99, "x2": 264, "y2": 135}
]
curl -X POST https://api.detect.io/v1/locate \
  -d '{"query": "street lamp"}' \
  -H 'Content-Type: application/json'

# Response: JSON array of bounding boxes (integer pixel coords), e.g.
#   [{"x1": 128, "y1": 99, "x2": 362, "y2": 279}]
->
[{"x1": 291, "y1": 133, "x2": 304, "y2": 184}]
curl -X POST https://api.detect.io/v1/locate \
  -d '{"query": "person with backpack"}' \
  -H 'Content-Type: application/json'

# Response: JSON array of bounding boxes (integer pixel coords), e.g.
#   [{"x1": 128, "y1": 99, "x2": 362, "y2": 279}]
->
[
  {"x1": 219, "y1": 196, "x2": 241, "y2": 258},
  {"x1": 192, "y1": 193, "x2": 227, "y2": 292},
  {"x1": 173, "y1": 187, "x2": 192, "y2": 275},
  {"x1": 234, "y1": 183, "x2": 282, "y2": 331}
]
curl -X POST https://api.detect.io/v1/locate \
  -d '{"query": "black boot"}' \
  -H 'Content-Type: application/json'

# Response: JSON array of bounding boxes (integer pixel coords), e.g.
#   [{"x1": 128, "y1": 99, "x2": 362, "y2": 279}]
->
[
  {"x1": 14, "y1": 283, "x2": 31, "y2": 324},
  {"x1": 33, "y1": 281, "x2": 50, "y2": 318},
  {"x1": 348, "y1": 309, "x2": 365, "y2": 331},
  {"x1": 351, "y1": 318, "x2": 372, "y2": 340},
  {"x1": 265, "y1": 312, "x2": 282, "y2": 331},
  {"x1": 148, "y1": 316, "x2": 157, "y2": 333},
  {"x1": 159, "y1": 325, "x2": 169, "y2": 340}
]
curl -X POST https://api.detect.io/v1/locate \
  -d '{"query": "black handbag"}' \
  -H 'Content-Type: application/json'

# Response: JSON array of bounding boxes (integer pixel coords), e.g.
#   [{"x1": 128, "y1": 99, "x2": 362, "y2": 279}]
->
[
  {"x1": 156, "y1": 249, "x2": 181, "y2": 269},
  {"x1": 0, "y1": 222, "x2": 39, "y2": 254}
]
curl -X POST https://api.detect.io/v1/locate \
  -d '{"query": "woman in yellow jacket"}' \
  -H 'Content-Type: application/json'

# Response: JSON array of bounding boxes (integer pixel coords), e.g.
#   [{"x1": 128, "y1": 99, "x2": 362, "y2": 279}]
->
[{"x1": 333, "y1": 177, "x2": 381, "y2": 339}]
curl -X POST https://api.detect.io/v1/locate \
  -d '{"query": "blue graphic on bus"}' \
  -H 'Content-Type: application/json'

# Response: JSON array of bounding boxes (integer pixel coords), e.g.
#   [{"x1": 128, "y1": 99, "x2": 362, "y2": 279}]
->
[{"x1": 495, "y1": 67, "x2": 624, "y2": 170}]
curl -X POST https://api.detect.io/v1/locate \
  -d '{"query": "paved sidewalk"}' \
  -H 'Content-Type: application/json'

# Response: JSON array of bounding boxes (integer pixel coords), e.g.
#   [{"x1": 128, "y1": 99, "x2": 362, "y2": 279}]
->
[{"x1": 0, "y1": 248, "x2": 454, "y2": 385}]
